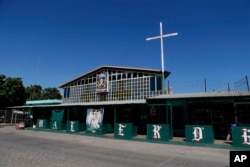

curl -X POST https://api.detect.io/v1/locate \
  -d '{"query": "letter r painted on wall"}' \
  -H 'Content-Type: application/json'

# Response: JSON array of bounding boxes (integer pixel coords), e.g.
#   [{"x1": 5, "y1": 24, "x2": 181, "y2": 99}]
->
[{"x1": 153, "y1": 125, "x2": 162, "y2": 139}]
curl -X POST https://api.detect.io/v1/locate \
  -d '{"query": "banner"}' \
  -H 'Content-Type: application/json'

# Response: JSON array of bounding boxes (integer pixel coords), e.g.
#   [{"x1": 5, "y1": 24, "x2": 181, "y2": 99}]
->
[
  {"x1": 50, "y1": 110, "x2": 64, "y2": 130},
  {"x1": 51, "y1": 109, "x2": 64, "y2": 121},
  {"x1": 86, "y1": 108, "x2": 104, "y2": 133},
  {"x1": 96, "y1": 73, "x2": 108, "y2": 92}
]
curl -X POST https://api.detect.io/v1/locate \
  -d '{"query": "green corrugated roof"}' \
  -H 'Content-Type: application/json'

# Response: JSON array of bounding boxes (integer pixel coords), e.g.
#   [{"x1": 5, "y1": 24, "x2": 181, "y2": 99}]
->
[{"x1": 26, "y1": 99, "x2": 62, "y2": 105}]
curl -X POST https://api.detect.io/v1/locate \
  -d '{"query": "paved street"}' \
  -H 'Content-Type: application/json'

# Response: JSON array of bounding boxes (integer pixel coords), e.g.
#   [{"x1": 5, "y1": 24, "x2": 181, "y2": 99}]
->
[{"x1": 0, "y1": 125, "x2": 229, "y2": 167}]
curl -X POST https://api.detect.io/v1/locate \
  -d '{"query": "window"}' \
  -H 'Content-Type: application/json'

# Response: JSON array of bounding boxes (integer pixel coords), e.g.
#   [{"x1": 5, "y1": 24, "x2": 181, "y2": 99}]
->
[
  {"x1": 117, "y1": 74, "x2": 121, "y2": 80},
  {"x1": 112, "y1": 75, "x2": 116, "y2": 81},
  {"x1": 64, "y1": 87, "x2": 70, "y2": 98},
  {"x1": 127, "y1": 73, "x2": 131, "y2": 78},
  {"x1": 64, "y1": 88, "x2": 67, "y2": 98},
  {"x1": 133, "y1": 73, "x2": 137, "y2": 78},
  {"x1": 150, "y1": 77, "x2": 155, "y2": 91},
  {"x1": 122, "y1": 74, "x2": 126, "y2": 79},
  {"x1": 156, "y1": 76, "x2": 162, "y2": 91},
  {"x1": 67, "y1": 87, "x2": 70, "y2": 98}
]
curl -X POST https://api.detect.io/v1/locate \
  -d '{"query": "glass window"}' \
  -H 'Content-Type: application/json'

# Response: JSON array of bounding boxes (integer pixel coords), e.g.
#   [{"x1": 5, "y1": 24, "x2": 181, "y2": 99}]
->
[
  {"x1": 117, "y1": 74, "x2": 121, "y2": 80},
  {"x1": 133, "y1": 73, "x2": 137, "y2": 78},
  {"x1": 127, "y1": 73, "x2": 131, "y2": 78},
  {"x1": 122, "y1": 74, "x2": 126, "y2": 79},
  {"x1": 156, "y1": 76, "x2": 162, "y2": 91},
  {"x1": 67, "y1": 87, "x2": 70, "y2": 98},
  {"x1": 64, "y1": 88, "x2": 67, "y2": 98},
  {"x1": 112, "y1": 75, "x2": 116, "y2": 81}
]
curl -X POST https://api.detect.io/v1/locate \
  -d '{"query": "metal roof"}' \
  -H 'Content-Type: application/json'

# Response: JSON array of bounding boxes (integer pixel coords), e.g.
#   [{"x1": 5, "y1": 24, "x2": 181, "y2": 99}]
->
[
  {"x1": 148, "y1": 91, "x2": 250, "y2": 100},
  {"x1": 8, "y1": 100, "x2": 146, "y2": 109},
  {"x1": 26, "y1": 99, "x2": 62, "y2": 105},
  {"x1": 59, "y1": 65, "x2": 170, "y2": 88}
]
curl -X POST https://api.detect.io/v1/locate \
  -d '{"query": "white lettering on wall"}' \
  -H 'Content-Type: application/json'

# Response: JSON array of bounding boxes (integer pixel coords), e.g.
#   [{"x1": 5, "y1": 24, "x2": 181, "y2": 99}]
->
[
  {"x1": 192, "y1": 127, "x2": 203, "y2": 142},
  {"x1": 52, "y1": 121, "x2": 57, "y2": 130},
  {"x1": 38, "y1": 120, "x2": 44, "y2": 128},
  {"x1": 70, "y1": 121, "x2": 75, "y2": 132},
  {"x1": 153, "y1": 125, "x2": 162, "y2": 139},
  {"x1": 242, "y1": 128, "x2": 250, "y2": 145},
  {"x1": 118, "y1": 124, "x2": 126, "y2": 136}
]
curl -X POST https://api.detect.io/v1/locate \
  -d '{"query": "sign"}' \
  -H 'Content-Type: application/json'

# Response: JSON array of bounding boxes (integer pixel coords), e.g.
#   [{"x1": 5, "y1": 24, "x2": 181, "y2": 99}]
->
[
  {"x1": 232, "y1": 126, "x2": 250, "y2": 148},
  {"x1": 185, "y1": 125, "x2": 214, "y2": 144},
  {"x1": 50, "y1": 120, "x2": 63, "y2": 130},
  {"x1": 86, "y1": 108, "x2": 104, "y2": 133},
  {"x1": 147, "y1": 124, "x2": 170, "y2": 141},
  {"x1": 96, "y1": 73, "x2": 108, "y2": 93},
  {"x1": 67, "y1": 121, "x2": 79, "y2": 133},
  {"x1": 230, "y1": 151, "x2": 250, "y2": 167},
  {"x1": 36, "y1": 119, "x2": 48, "y2": 129},
  {"x1": 114, "y1": 123, "x2": 137, "y2": 139}
]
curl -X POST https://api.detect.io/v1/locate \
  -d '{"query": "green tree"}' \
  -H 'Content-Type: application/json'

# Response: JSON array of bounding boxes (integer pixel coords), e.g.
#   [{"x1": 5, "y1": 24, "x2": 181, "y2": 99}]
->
[
  {"x1": 42, "y1": 87, "x2": 62, "y2": 99},
  {"x1": 0, "y1": 75, "x2": 26, "y2": 109},
  {"x1": 0, "y1": 75, "x2": 7, "y2": 108},
  {"x1": 25, "y1": 85, "x2": 43, "y2": 100},
  {"x1": 25, "y1": 85, "x2": 62, "y2": 100}
]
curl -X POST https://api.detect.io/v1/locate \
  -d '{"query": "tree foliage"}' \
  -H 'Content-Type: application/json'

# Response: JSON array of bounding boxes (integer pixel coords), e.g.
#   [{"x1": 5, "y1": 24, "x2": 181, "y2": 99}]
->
[
  {"x1": 0, "y1": 74, "x2": 26, "y2": 109},
  {"x1": 42, "y1": 87, "x2": 62, "y2": 99},
  {"x1": 25, "y1": 85, "x2": 43, "y2": 100},
  {"x1": 0, "y1": 74, "x2": 62, "y2": 109},
  {"x1": 25, "y1": 85, "x2": 62, "y2": 100}
]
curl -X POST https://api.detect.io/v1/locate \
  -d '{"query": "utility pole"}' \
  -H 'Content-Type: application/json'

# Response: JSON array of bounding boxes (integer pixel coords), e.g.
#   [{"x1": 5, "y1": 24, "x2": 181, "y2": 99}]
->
[
  {"x1": 246, "y1": 75, "x2": 249, "y2": 91},
  {"x1": 204, "y1": 79, "x2": 207, "y2": 92}
]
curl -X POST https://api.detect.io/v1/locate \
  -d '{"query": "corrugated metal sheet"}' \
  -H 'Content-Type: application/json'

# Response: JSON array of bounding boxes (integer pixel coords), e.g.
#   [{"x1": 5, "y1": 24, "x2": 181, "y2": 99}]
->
[
  {"x1": 9, "y1": 100, "x2": 146, "y2": 108},
  {"x1": 148, "y1": 91, "x2": 250, "y2": 99}
]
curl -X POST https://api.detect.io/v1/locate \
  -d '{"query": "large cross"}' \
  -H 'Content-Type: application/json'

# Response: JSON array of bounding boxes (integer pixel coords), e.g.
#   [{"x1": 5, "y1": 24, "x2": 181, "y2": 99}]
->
[{"x1": 146, "y1": 22, "x2": 178, "y2": 93}]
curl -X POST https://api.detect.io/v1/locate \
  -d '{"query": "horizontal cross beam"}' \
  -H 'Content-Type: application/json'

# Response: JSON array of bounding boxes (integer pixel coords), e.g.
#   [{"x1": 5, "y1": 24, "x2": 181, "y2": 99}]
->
[{"x1": 146, "y1": 32, "x2": 178, "y2": 41}]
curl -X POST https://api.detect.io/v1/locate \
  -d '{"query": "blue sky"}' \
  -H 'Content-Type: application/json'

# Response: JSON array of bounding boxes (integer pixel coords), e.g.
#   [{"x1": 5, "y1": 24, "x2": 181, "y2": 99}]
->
[{"x1": 0, "y1": 0, "x2": 249, "y2": 93}]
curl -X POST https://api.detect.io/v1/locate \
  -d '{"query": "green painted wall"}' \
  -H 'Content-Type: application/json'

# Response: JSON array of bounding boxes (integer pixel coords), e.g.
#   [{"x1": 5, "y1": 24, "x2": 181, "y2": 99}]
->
[
  {"x1": 86, "y1": 125, "x2": 106, "y2": 134},
  {"x1": 66, "y1": 121, "x2": 79, "y2": 133},
  {"x1": 114, "y1": 123, "x2": 137, "y2": 139},
  {"x1": 50, "y1": 120, "x2": 63, "y2": 130},
  {"x1": 185, "y1": 125, "x2": 214, "y2": 144},
  {"x1": 147, "y1": 124, "x2": 170, "y2": 141},
  {"x1": 36, "y1": 119, "x2": 49, "y2": 129},
  {"x1": 104, "y1": 124, "x2": 113, "y2": 133},
  {"x1": 232, "y1": 126, "x2": 250, "y2": 148}
]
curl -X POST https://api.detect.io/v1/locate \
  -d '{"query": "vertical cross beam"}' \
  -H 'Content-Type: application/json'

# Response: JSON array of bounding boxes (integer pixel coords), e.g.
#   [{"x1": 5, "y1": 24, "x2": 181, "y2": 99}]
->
[{"x1": 146, "y1": 22, "x2": 178, "y2": 93}]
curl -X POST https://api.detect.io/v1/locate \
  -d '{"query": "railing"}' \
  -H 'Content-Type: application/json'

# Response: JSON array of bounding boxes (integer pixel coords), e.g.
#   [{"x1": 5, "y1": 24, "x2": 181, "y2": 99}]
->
[{"x1": 62, "y1": 90, "x2": 166, "y2": 104}]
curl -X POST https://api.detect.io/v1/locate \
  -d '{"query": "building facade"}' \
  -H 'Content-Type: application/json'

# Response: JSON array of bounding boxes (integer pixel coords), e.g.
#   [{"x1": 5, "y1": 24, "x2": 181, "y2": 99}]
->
[
  {"x1": 59, "y1": 65, "x2": 170, "y2": 103},
  {"x1": 16, "y1": 65, "x2": 250, "y2": 148}
]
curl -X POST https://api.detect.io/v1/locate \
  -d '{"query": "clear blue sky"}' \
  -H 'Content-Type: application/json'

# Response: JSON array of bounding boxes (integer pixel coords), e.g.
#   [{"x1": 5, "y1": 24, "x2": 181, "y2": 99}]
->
[{"x1": 0, "y1": 0, "x2": 249, "y2": 93}]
